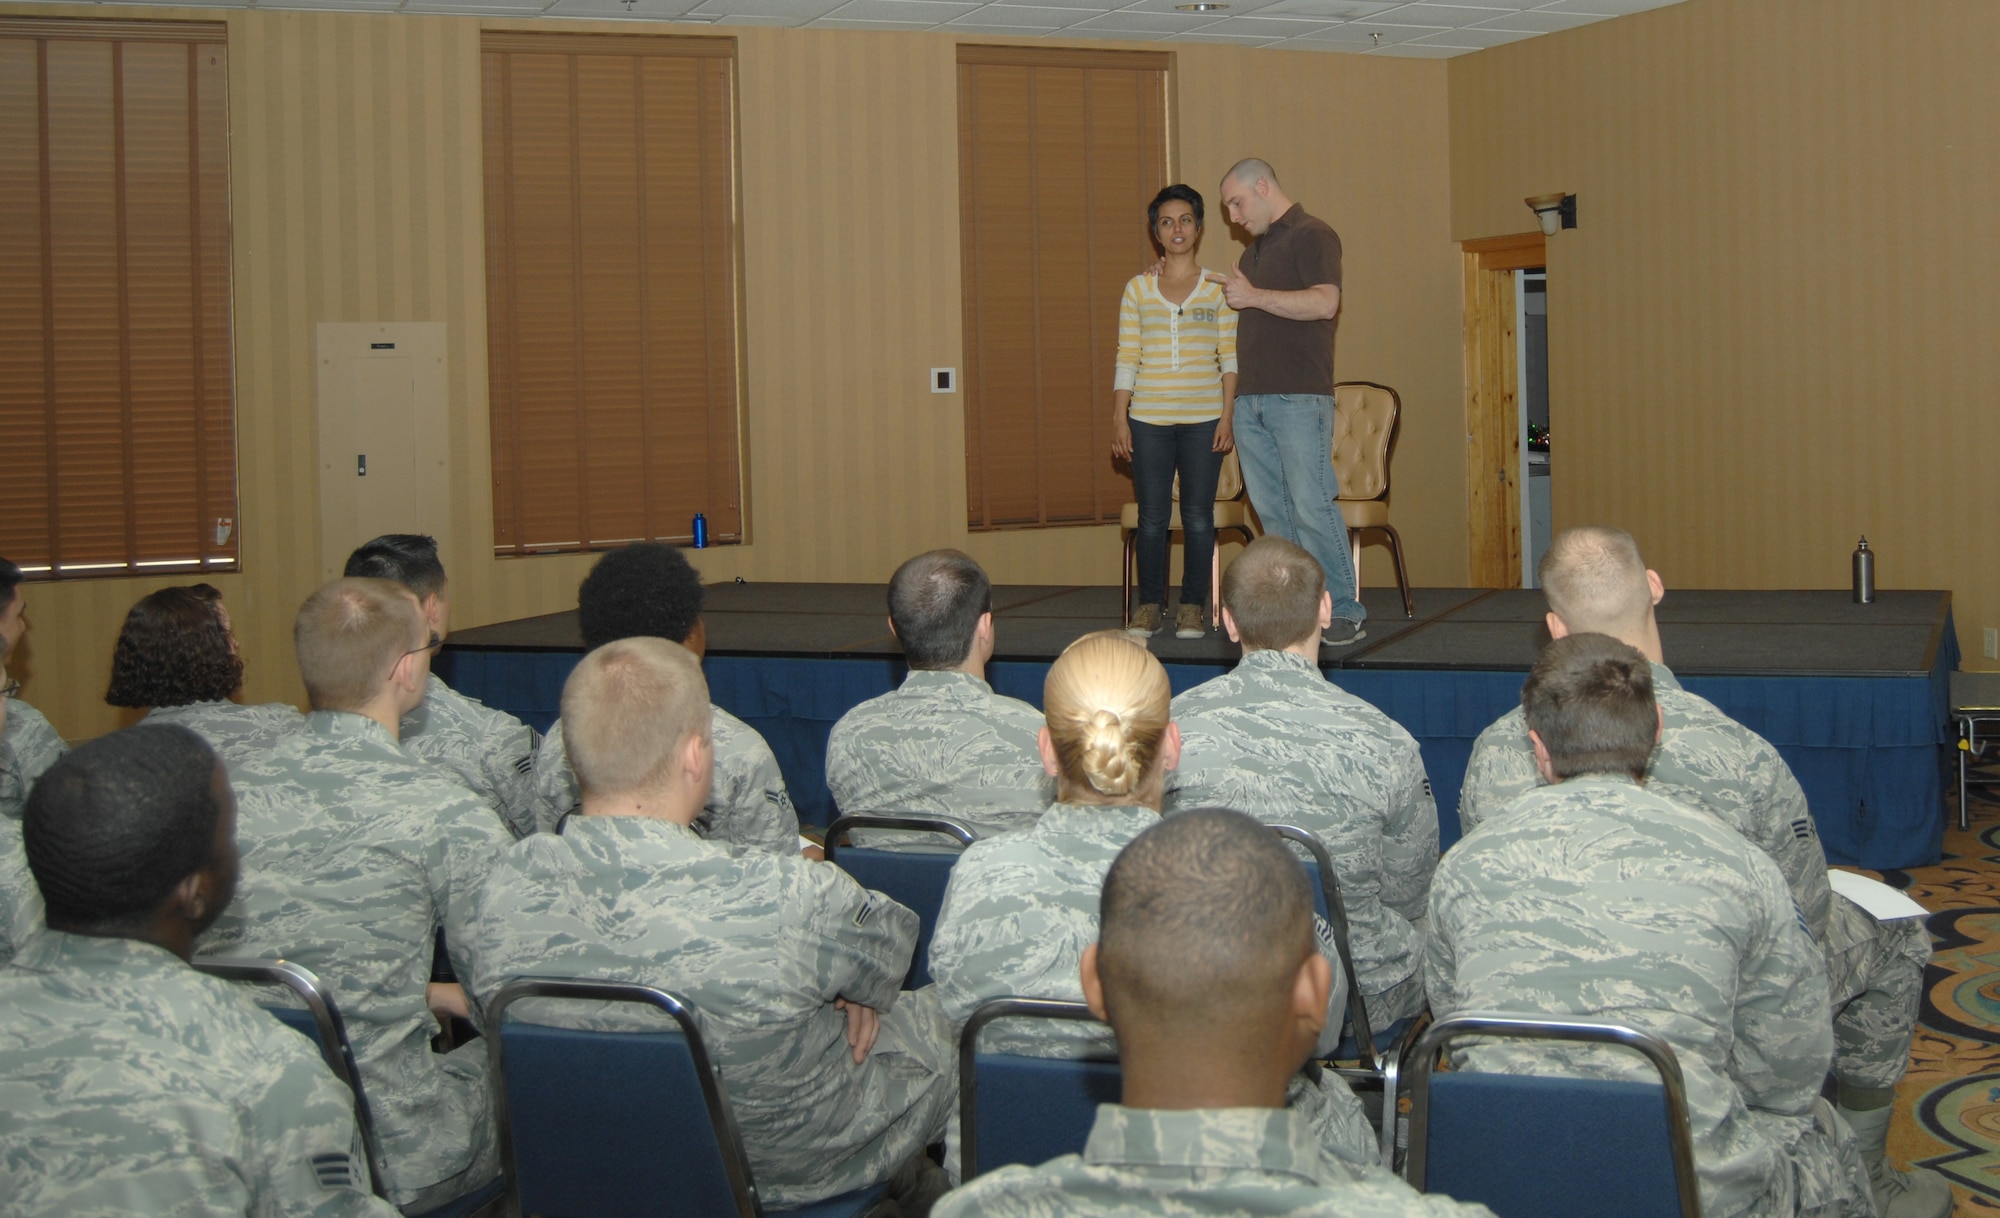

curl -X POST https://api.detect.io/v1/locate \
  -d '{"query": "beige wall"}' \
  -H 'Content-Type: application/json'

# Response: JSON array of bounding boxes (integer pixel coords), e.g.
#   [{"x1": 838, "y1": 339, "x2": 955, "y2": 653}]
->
[
  {"x1": 1449, "y1": 0, "x2": 2000, "y2": 666},
  {"x1": 11, "y1": 6, "x2": 1464, "y2": 740}
]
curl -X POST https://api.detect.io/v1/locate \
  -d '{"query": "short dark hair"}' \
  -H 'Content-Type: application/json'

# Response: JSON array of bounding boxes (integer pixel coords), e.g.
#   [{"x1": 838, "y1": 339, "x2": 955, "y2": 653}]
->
[
  {"x1": 1521, "y1": 632, "x2": 1657, "y2": 781},
  {"x1": 25, "y1": 724, "x2": 225, "y2": 932},
  {"x1": 887, "y1": 549, "x2": 991, "y2": 669},
  {"x1": 105, "y1": 584, "x2": 242, "y2": 708},
  {"x1": 577, "y1": 543, "x2": 704, "y2": 651},
  {"x1": 1147, "y1": 183, "x2": 1205, "y2": 239},
  {"x1": 344, "y1": 534, "x2": 448, "y2": 600},
  {"x1": 1099, "y1": 807, "x2": 1315, "y2": 1033},
  {"x1": 0, "y1": 556, "x2": 23, "y2": 606},
  {"x1": 1220, "y1": 537, "x2": 1324, "y2": 651}
]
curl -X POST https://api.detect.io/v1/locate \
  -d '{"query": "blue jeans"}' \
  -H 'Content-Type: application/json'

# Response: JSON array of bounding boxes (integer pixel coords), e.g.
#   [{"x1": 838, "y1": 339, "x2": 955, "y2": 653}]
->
[
  {"x1": 1232, "y1": 393, "x2": 1365, "y2": 623},
  {"x1": 1130, "y1": 417, "x2": 1222, "y2": 609}
]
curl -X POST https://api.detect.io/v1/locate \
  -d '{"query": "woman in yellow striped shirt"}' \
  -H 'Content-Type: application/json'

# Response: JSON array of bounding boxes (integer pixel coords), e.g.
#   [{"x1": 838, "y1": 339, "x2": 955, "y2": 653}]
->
[{"x1": 1112, "y1": 184, "x2": 1238, "y2": 640}]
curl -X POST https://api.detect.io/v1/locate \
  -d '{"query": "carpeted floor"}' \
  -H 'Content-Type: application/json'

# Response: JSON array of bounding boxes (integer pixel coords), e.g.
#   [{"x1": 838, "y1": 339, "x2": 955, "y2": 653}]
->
[{"x1": 1878, "y1": 783, "x2": 2000, "y2": 1212}]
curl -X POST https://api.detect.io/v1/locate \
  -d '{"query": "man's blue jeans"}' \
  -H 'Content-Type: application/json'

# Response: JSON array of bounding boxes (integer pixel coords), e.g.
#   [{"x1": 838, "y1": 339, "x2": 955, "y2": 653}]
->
[{"x1": 1232, "y1": 393, "x2": 1366, "y2": 624}]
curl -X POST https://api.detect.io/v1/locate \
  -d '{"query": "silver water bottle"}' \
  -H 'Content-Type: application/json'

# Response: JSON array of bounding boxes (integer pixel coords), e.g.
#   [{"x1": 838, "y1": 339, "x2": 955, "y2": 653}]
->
[{"x1": 1852, "y1": 536, "x2": 1874, "y2": 604}]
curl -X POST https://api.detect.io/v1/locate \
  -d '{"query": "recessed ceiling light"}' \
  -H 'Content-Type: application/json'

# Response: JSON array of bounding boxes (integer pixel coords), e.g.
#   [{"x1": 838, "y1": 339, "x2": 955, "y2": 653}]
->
[{"x1": 1175, "y1": 3, "x2": 1230, "y2": 10}]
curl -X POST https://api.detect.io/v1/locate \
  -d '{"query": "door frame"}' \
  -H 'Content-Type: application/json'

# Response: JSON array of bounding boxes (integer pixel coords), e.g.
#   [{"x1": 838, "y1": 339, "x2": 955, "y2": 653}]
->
[{"x1": 1461, "y1": 231, "x2": 1546, "y2": 587}]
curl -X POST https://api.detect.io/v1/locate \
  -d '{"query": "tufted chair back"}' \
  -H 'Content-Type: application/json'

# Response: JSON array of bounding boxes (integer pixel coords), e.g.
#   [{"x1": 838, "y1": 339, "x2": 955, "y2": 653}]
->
[{"x1": 1332, "y1": 381, "x2": 1399, "y2": 502}]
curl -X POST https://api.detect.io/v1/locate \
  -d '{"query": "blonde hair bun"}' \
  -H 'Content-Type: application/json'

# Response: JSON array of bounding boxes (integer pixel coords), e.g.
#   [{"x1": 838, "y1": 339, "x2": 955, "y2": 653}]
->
[{"x1": 1044, "y1": 632, "x2": 1172, "y2": 801}]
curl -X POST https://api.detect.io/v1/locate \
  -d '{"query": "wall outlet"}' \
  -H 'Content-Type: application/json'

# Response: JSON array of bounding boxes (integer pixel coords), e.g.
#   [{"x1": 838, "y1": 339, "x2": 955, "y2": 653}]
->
[{"x1": 1985, "y1": 627, "x2": 1999, "y2": 660}]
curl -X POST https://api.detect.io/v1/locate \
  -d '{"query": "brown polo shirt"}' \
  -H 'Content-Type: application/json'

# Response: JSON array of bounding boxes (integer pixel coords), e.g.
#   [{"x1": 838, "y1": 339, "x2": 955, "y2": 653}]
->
[{"x1": 1236, "y1": 203, "x2": 1343, "y2": 397}]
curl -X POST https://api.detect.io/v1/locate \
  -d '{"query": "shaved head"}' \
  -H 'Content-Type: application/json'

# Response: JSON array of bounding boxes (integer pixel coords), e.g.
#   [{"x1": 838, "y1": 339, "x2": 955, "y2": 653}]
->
[
  {"x1": 1539, "y1": 526, "x2": 1653, "y2": 636},
  {"x1": 1221, "y1": 536, "x2": 1323, "y2": 651},
  {"x1": 563, "y1": 636, "x2": 711, "y2": 798},
  {"x1": 1098, "y1": 808, "x2": 1315, "y2": 1040},
  {"x1": 1222, "y1": 157, "x2": 1279, "y2": 190}
]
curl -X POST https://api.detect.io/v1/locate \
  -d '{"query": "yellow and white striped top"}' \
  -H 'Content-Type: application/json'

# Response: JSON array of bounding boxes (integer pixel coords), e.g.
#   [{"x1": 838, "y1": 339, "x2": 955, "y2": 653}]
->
[{"x1": 1113, "y1": 272, "x2": 1238, "y2": 426}]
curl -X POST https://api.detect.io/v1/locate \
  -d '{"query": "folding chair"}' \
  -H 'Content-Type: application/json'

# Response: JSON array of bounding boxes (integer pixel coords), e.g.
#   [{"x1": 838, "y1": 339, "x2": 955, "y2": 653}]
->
[
  {"x1": 958, "y1": 997, "x2": 1123, "y2": 1181},
  {"x1": 1404, "y1": 1013, "x2": 1702, "y2": 1218},
  {"x1": 486, "y1": 977, "x2": 891, "y2": 1218},
  {"x1": 194, "y1": 956, "x2": 504, "y2": 1218},
  {"x1": 1268, "y1": 823, "x2": 1425, "y2": 1169},
  {"x1": 823, "y1": 814, "x2": 976, "y2": 988}
]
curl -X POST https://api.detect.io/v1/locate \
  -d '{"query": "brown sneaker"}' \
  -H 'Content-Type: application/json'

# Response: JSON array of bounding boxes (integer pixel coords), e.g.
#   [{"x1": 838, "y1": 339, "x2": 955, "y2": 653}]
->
[
  {"x1": 1125, "y1": 603, "x2": 1163, "y2": 637},
  {"x1": 1174, "y1": 602, "x2": 1206, "y2": 639}
]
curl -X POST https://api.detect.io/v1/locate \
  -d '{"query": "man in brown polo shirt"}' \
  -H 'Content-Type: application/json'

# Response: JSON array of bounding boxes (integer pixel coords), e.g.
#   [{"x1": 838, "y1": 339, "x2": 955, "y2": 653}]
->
[{"x1": 1207, "y1": 158, "x2": 1366, "y2": 644}]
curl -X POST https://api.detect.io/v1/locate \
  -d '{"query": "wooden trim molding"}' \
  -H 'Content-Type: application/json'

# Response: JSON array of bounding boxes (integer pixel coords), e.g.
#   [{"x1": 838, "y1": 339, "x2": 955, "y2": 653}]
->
[
  {"x1": 1463, "y1": 230, "x2": 1546, "y2": 272},
  {"x1": 479, "y1": 30, "x2": 735, "y2": 56}
]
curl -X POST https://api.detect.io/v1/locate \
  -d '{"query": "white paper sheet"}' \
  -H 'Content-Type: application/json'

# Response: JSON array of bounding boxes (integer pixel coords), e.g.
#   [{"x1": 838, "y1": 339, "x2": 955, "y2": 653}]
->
[{"x1": 1828, "y1": 869, "x2": 1929, "y2": 921}]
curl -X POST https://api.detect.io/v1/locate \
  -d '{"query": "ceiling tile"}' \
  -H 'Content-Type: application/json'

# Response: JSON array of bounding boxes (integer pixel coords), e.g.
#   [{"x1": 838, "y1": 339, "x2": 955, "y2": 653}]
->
[
  {"x1": 402, "y1": 0, "x2": 554, "y2": 11},
  {"x1": 252, "y1": 0, "x2": 406, "y2": 11},
  {"x1": 1470, "y1": 6, "x2": 1600, "y2": 31},
  {"x1": 1533, "y1": 0, "x2": 1682, "y2": 13},
  {"x1": 805, "y1": 14, "x2": 938, "y2": 25},
  {"x1": 1408, "y1": 23, "x2": 1532, "y2": 45},
  {"x1": 981, "y1": 0, "x2": 1128, "y2": 11},
  {"x1": 1315, "y1": 18, "x2": 1442, "y2": 42},
  {"x1": 1183, "y1": 14, "x2": 1335, "y2": 38},
  {"x1": 1253, "y1": 0, "x2": 1400, "y2": 15},
  {"x1": 1071, "y1": 8, "x2": 1223, "y2": 32},
  {"x1": 689, "y1": 0, "x2": 843, "y2": 15},
  {"x1": 1363, "y1": 3, "x2": 1510, "y2": 28},
  {"x1": 951, "y1": 3, "x2": 1099, "y2": 24},
  {"x1": 1367, "y1": 40, "x2": 1468, "y2": 55},
  {"x1": 1168, "y1": 28, "x2": 1285, "y2": 44},
  {"x1": 824, "y1": 0, "x2": 980, "y2": 19}
]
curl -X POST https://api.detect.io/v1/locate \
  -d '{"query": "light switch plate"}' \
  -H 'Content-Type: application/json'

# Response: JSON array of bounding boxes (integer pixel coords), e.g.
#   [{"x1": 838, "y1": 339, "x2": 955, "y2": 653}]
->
[{"x1": 931, "y1": 367, "x2": 956, "y2": 394}]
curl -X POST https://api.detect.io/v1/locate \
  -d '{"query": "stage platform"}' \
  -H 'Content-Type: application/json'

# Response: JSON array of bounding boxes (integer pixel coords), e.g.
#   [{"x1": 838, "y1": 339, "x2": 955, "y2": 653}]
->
[{"x1": 440, "y1": 584, "x2": 1960, "y2": 869}]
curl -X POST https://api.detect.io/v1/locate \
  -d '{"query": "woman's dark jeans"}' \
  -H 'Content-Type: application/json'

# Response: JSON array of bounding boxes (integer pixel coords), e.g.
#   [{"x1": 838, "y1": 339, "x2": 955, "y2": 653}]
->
[{"x1": 1130, "y1": 416, "x2": 1223, "y2": 610}]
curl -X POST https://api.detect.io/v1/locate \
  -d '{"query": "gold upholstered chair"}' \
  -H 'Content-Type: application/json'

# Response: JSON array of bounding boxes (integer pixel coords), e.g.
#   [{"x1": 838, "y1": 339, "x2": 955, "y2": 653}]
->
[
  {"x1": 1333, "y1": 381, "x2": 1414, "y2": 618},
  {"x1": 1119, "y1": 449, "x2": 1259, "y2": 630}
]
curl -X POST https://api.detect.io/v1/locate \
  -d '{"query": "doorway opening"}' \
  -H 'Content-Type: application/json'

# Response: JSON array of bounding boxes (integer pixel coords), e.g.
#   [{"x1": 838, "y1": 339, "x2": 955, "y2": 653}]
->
[
  {"x1": 1460, "y1": 231, "x2": 1546, "y2": 587},
  {"x1": 1518, "y1": 270, "x2": 1549, "y2": 587}
]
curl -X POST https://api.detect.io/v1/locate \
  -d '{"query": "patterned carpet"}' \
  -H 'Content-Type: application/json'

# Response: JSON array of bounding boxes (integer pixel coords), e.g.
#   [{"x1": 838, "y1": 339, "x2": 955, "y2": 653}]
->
[{"x1": 1877, "y1": 773, "x2": 2000, "y2": 1213}]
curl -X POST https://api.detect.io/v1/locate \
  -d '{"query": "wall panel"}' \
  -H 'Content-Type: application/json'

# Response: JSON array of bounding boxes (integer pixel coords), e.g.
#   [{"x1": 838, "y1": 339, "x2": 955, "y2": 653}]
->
[{"x1": 1449, "y1": 0, "x2": 2000, "y2": 665}]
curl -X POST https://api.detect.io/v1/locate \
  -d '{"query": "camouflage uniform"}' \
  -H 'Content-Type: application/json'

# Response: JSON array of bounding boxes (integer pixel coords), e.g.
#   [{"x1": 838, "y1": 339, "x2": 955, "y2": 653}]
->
[
  {"x1": 825, "y1": 670, "x2": 1053, "y2": 844},
  {"x1": 1427, "y1": 774, "x2": 1873, "y2": 1218},
  {"x1": 1168, "y1": 649, "x2": 1436, "y2": 1028},
  {"x1": 199, "y1": 710, "x2": 510, "y2": 1211},
  {"x1": 1459, "y1": 661, "x2": 1931, "y2": 1091},
  {"x1": 465, "y1": 815, "x2": 954, "y2": 1208},
  {"x1": 932, "y1": 1105, "x2": 1498, "y2": 1218},
  {"x1": 0, "y1": 696, "x2": 68, "y2": 821},
  {"x1": 0, "y1": 697, "x2": 64, "y2": 965},
  {"x1": 402, "y1": 674, "x2": 540, "y2": 839},
  {"x1": 0, "y1": 928, "x2": 397, "y2": 1217},
  {"x1": 0, "y1": 821, "x2": 36, "y2": 963},
  {"x1": 146, "y1": 698, "x2": 306, "y2": 767},
  {"x1": 929, "y1": 802, "x2": 1375, "y2": 1169},
  {"x1": 529, "y1": 709, "x2": 800, "y2": 852}
]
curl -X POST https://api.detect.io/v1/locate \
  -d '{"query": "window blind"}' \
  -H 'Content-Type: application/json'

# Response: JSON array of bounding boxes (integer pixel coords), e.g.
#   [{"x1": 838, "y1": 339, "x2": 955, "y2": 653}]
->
[
  {"x1": 958, "y1": 44, "x2": 1169, "y2": 530},
  {"x1": 481, "y1": 32, "x2": 744, "y2": 555},
  {"x1": 0, "y1": 18, "x2": 237, "y2": 579}
]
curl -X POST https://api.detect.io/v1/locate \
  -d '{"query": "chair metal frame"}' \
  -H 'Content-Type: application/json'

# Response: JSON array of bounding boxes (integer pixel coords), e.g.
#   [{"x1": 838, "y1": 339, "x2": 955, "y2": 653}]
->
[
  {"x1": 1404, "y1": 1012, "x2": 1702, "y2": 1218},
  {"x1": 1268, "y1": 824, "x2": 1424, "y2": 1170},
  {"x1": 822, "y1": 814, "x2": 978, "y2": 856},
  {"x1": 486, "y1": 977, "x2": 771, "y2": 1218},
  {"x1": 1951, "y1": 672, "x2": 2000, "y2": 831},
  {"x1": 958, "y1": 997, "x2": 1113, "y2": 1182},
  {"x1": 1333, "y1": 380, "x2": 1415, "y2": 618},
  {"x1": 193, "y1": 955, "x2": 391, "y2": 1201}
]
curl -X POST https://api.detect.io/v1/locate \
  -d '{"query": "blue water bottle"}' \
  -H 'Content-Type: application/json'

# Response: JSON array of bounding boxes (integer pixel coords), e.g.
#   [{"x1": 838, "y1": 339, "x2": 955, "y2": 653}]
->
[{"x1": 692, "y1": 512, "x2": 709, "y2": 549}]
